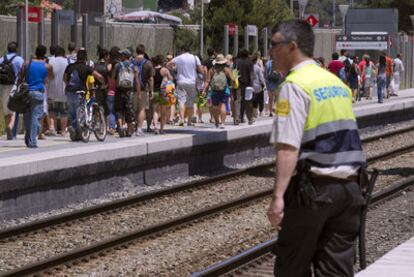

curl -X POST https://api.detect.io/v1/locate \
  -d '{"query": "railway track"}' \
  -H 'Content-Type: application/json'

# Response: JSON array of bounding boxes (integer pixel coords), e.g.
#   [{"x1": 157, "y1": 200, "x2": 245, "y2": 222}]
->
[{"x1": 1, "y1": 126, "x2": 414, "y2": 276}]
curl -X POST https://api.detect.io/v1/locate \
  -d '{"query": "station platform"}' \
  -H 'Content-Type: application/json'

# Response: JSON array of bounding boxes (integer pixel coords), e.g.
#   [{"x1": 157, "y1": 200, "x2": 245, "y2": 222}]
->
[
  {"x1": 356, "y1": 237, "x2": 414, "y2": 277},
  {"x1": 0, "y1": 88, "x2": 414, "y2": 220}
]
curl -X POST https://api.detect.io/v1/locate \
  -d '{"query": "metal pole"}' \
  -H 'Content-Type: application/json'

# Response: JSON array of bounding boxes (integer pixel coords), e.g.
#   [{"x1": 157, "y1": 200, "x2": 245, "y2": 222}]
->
[
  {"x1": 51, "y1": 10, "x2": 59, "y2": 47},
  {"x1": 262, "y1": 28, "x2": 268, "y2": 58},
  {"x1": 71, "y1": 0, "x2": 79, "y2": 46},
  {"x1": 25, "y1": 0, "x2": 29, "y2": 59},
  {"x1": 200, "y1": 1, "x2": 204, "y2": 58},
  {"x1": 82, "y1": 13, "x2": 88, "y2": 49},
  {"x1": 99, "y1": 16, "x2": 106, "y2": 49},
  {"x1": 17, "y1": 6, "x2": 24, "y2": 57},
  {"x1": 290, "y1": 0, "x2": 294, "y2": 16},
  {"x1": 224, "y1": 25, "x2": 229, "y2": 56},
  {"x1": 38, "y1": 9, "x2": 45, "y2": 46},
  {"x1": 333, "y1": 0, "x2": 336, "y2": 28},
  {"x1": 233, "y1": 26, "x2": 238, "y2": 58}
]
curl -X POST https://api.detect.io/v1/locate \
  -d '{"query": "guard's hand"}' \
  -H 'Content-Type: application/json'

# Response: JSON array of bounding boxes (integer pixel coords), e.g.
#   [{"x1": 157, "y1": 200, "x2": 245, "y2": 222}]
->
[{"x1": 267, "y1": 197, "x2": 284, "y2": 230}]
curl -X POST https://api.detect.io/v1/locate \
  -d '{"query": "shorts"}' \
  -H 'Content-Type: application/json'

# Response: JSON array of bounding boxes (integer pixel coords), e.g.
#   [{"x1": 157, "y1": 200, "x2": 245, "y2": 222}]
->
[
  {"x1": 364, "y1": 77, "x2": 373, "y2": 88},
  {"x1": 115, "y1": 89, "x2": 136, "y2": 124},
  {"x1": 0, "y1": 84, "x2": 14, "y2": 115},
  {"x1": 95, "y1": 88, "x2": 109, "y2": 116},
  {"x1": 48, "y1": 101, "x2": 68, "y2": 116},
  {"x1": 211, "y1": 92, "x2": 228, "y2": 106},
  {"x1": 177, "y1": 83, "x2": 197, "y2": 108},
  {"x1": 134, "y1": 89, "x2": 150, "y2": 111}
]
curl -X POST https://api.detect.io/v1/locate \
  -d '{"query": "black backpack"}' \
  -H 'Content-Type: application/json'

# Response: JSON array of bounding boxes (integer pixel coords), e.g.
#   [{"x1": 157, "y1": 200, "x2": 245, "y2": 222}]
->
[
  {"x1": 0, "y1": 55, "x2": 17, "y2": 85},
  {"x1": 343, "y1": 58, "x2": 352, "y2": 74}
]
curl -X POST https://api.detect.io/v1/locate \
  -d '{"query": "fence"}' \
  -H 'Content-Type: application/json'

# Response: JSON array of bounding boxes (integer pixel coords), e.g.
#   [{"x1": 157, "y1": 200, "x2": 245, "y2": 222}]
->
[
  {"x1": 0, "y1": 15, "x2": 201, "y2": 57},
  {"x1": 395, "y1": 33, "x2": 414, "y2": 90}
]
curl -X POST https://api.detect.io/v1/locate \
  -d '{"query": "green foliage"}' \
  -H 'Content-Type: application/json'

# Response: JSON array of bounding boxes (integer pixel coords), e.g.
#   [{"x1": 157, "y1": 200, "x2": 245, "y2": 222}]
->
[
  {"x1": 173, "y1": 27, "x2": 199, "y2": 54},
  {"x1": 0, "y1": 0, "x2": 42, "y2": 15},
  {"x1": 203, "y1": 0, "x2": 292, "y2": 52}
]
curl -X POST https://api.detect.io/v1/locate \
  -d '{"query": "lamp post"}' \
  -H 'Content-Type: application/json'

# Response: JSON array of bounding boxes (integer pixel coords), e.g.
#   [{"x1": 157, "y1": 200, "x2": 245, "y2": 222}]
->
[
  {"x1": 298, "y1": 0, "x2": 309, "y2": 19},
  {"x1": 200, "y1": 0, "x2": 210, "y2": 58},
  {"x1": 339, "y1": 4, "x2": 349, "y2": 34},
  {"x1": 333, "y1": 0, "x2": 336, "y2": 28},
  {"x1": 25, "y1": 0, "x2": 29, "y2": 60}
]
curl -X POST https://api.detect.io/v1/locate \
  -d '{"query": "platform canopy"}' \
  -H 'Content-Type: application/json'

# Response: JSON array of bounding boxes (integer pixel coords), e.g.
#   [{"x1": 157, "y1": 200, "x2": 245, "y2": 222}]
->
[{"x1": 115, "y1": 11, "x2": 182, "y2": 24}]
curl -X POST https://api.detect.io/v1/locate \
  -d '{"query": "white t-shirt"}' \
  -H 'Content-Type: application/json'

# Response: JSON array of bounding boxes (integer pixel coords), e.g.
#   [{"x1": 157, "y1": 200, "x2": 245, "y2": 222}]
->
[
  {"x1": 48, "y1": 56, "x2": 68, "y2": 102},
  {"x1": 393, "y1": 58, "x2": 404, "y2": 73},
  {"x1": 172, "y1": 52, "x2": 201, "y2": 85}
]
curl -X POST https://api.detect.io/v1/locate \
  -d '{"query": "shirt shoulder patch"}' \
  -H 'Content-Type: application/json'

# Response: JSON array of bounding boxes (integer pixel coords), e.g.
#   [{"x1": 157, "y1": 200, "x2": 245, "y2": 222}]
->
[{"x1": 276, "y1": 99, "x2": 290, "y2": 117}]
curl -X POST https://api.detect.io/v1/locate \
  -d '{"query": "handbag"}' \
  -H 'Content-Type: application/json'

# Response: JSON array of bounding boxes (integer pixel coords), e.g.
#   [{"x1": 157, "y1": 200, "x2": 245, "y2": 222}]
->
[{"x1": 7, "y1": 60, "x2": 31, "y2": 113}]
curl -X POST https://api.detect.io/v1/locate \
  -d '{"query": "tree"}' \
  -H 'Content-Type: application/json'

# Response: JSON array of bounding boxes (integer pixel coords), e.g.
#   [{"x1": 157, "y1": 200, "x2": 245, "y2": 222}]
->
[{"x1": 203, "y1": 0, "x2": 291, "y2": 52}]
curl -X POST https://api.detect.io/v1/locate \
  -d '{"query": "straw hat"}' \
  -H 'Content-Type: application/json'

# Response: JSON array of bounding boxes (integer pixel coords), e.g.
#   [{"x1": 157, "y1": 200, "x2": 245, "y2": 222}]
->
[{"x1": 213, "y1": 54, "x2": 227, "y2": 65}]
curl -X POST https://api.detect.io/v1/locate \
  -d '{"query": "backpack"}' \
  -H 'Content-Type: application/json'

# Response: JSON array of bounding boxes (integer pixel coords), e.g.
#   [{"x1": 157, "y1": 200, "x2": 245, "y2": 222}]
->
[
  {"x1": 210, "y1": 69, "x2": 227, "y2": 92},
  {"x1": 67, "y1": 67, "x2": 82, "y2": 92},
  {"x1": 0, "y1": 55, "x2": 17, "y2": 85},
  {"x1": 94, "y1": 61, "x2": 108, "y2": 88},
  {"x1": 266, "y1": 61, "x2": 280, "y2": 84},
  {"x1": 136, "y1": 59, "x2": 148, "y2": 88},
  {"x1": 343, "y1": 58, "x2": 352, "y2": 75},
  {"x1": 117, "y1": 62, "x2": 135, "y2": 89}
]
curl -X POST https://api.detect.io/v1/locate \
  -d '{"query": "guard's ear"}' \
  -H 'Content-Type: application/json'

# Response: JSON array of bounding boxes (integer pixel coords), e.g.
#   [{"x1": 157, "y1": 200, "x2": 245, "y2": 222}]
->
[{"x1": 289, "y1": 40, "x2": 298, "y2": 52}]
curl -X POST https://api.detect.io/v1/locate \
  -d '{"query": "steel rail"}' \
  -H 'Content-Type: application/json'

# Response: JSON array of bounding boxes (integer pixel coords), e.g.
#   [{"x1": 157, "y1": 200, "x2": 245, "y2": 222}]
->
[
  {"x1": 0, "y1": 124, "x2": 411, "y2": 241},
  {"x1": 0, "y1": 162, "x2": 274, "y2": 240},
  {"x1": 191, "y1": 176, "x2": 414, "y2": 277},
  {"x1": 1, "y1": 189, "x2": 273, "y2": 277}
]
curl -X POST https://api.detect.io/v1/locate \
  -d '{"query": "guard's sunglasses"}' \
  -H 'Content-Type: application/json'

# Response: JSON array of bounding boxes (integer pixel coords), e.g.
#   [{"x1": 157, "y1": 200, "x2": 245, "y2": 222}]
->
[{"x1": 270, "y1": 40, "x2": 291, "y2": 48}]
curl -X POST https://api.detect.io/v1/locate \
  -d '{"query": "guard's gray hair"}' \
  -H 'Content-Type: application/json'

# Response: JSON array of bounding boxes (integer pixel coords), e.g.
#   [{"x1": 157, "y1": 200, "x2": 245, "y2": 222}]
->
[{"x1": 272, "y1": 19, "x2": 314, "y2": 58}]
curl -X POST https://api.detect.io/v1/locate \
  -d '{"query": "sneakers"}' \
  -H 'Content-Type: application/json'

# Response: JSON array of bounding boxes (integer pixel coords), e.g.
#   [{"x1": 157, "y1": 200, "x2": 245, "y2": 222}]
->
[
  {"x1": 45, "y1": 129, "x2": 57, "y2": 136},
  {"x1": 68, "y1": 126, "x2": 80, "y2": 141},
  {"x1": 135, "y1": 128, "x2": 145, "y2": 136},
  {"x1": 5, "y1": 127, "x2": 13, "y2": 140}
]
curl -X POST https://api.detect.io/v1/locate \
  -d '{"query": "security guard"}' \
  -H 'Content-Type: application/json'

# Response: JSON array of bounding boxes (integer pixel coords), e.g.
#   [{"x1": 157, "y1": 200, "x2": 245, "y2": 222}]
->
[{"x1": 267, "y1": 20, "x2": 366, "y2": 277}]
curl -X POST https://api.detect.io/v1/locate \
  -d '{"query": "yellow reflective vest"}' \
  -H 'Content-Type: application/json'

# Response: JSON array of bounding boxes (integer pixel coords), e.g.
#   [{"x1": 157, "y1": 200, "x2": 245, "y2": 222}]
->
[{"x1": 282, "y1": 63, "x2": 366, "y2": 167}]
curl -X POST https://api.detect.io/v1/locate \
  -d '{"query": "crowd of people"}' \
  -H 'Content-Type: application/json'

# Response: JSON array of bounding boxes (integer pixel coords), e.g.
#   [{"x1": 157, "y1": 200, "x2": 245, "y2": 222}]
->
[
  {"x1": 320, "y1": 49, "x2": 404, "y2": 103},
  {"x1": 0, "y1": 40, "x2": 406, "y2": 148}
]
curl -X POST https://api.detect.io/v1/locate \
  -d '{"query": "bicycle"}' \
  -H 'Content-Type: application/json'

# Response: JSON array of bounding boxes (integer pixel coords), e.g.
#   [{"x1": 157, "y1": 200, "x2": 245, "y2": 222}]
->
[{"x1": 76, "y1": 88, "x2": 107, "y2": 143}]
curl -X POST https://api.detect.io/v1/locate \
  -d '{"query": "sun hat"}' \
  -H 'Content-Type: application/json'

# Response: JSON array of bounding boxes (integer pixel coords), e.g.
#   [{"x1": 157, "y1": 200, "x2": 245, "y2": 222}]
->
[{"x1": 213, "y1": 54, "x2": 227, "y2": 65}]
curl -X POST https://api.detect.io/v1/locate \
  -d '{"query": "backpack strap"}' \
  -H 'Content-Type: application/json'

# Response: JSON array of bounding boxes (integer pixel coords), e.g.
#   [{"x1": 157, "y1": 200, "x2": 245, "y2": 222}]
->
[{"x1": 8, "y1": 54, "x2": 17, "y2": 64}]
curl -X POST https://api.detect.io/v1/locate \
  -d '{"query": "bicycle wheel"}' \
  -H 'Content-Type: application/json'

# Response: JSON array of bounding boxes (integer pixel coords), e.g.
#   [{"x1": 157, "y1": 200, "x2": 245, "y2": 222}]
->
[
  {"x1": 93, "y1": 106, "x2": 107, "y2": 141},
  {"x1": 76, "y1": 105, "x2": 90, "y2": 143}
]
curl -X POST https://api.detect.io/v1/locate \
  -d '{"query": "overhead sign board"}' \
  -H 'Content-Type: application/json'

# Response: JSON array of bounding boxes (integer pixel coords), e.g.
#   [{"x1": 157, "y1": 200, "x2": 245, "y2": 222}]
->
[
  {"x1": 246, "y1": 25, "x2": 257, "y2": 36},
  {"x1": 88, "y1": 12, "x2": 104, "y2": 26},
  {"x1": 28, "y1": 6, "x2": 42, "y2": 23},
  {"x1": 226, "y1": 23, "x2": 237, "y2": 36},
  {"x1": 57, "y1": 9, "x2": 75, "y2": 25},
  {"x1": 336, "y1": 34, "x2": 389, "y2": 50}
]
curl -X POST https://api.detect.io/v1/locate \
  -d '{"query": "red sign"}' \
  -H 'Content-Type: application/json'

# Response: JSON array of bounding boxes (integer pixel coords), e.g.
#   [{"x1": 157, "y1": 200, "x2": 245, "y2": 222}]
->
[
  {"x1": 28, "y1": 6, "x2": 42, "y2": 23},
  {"x1": 306, "y1": 15, "x2": 318, "y2": 27},
  {"x1": 227, "y1": 23, "x2": 237, "y2": 36}
]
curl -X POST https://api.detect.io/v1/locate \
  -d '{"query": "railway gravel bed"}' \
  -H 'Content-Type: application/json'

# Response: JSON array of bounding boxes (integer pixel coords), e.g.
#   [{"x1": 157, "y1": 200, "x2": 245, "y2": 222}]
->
[
  {"x1": 53, "y1": 199, "x2": 274, "y2": 277},
  {"x1": 364, "y1": 188, "x2": 414, "y2": 266},
  {"x1": 0, "y1": 172, "x2": 274, "y2": 273}
]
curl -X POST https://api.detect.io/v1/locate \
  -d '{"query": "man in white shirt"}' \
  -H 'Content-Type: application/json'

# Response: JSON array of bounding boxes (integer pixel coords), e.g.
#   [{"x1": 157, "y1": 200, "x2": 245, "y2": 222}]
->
[
  {"x1": 167, "y1": 45, "x2": 204, "y2": 126},
  {"x1": 391, "y1": 53, "x2": 404, "y2": 96},
  {"x1": 47, "y1": 46, "x2": 69, "y2": 135}
]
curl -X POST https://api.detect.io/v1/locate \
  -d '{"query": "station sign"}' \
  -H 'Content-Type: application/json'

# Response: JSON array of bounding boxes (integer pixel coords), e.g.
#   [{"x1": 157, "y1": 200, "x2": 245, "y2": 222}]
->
[
  {"x1": 28, "y1": 6, "x2": 42, "y2": 23},
  {"x1": 226, "y1": 23, "x2": 237, "y2": 36},
  {"x1": 336, "y1": 34, "x2": 389, "y2": 50},
  {"x1": 88, "y1": 12, "x2": 104, "y2": 26},
  {"x1": 245, "y1": 25, "x2": 257, "y2": 36},
  {"x1": 57, "y1": 9, "x2": 75, "y2": 25}
]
